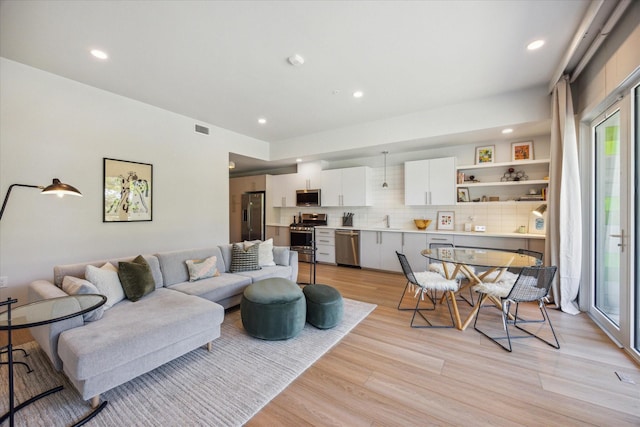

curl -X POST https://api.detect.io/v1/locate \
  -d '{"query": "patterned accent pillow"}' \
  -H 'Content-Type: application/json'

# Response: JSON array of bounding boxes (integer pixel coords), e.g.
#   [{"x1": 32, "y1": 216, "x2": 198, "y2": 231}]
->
[
  {"x1": 61, "y1": 276, "x2": 104, "y2": 322},
  {"x1": 185, "y1": 255, "x2": 220, "y2": 281},
  {"x1": 85, "y1": 262, "x2": 125, "y2": 310},
  {"x1": 230, "y1": 243, "x2": 261, "y2": 273},
  {"x1": 243, "y1": 238, "x2": 276, "y2": 267}
]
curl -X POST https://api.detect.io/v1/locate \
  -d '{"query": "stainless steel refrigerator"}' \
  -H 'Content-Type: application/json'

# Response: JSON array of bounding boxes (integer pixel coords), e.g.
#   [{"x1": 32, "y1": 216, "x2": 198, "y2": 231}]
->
[{"x1": 241, "y1": 191, "x2": 265, "y2": 241}]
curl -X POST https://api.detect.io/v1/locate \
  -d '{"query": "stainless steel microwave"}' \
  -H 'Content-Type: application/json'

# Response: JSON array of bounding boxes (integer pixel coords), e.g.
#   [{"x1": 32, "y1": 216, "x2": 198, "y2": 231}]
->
[{"x1": 296, "y1": 189, "x2": 321, "y2": 207}]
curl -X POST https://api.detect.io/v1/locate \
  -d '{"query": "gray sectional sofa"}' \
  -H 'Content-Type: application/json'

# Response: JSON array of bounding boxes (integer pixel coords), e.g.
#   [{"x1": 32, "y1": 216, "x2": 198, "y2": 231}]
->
[{"x1": 28, "y1": 244, "x2": 298, "y2": 408}]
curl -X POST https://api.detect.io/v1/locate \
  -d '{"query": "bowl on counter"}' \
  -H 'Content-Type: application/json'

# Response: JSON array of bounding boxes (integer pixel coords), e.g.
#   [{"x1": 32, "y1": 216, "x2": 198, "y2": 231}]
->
[{"x1": 413, "y1": 219, "x2": 432, "y2": 230}]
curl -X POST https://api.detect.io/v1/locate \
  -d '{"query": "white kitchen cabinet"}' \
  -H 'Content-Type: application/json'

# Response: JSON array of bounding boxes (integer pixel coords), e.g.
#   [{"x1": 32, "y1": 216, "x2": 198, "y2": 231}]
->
[
  {"x1": 321, "y1": 166, "x2": 372, "y2": 207},
  {"x1": 454, "y1": 235, "x2": 525, "y2": 251},
  {"x1": 315, "y1": 228, "x2": 335, "y2": 264},
  {"x1": 402, "y1": 233, "x2": 428, "y2": 272},
  {"x1": 297, "y1": 161, "x2": 323, "y2": 190},
  {"x1": 268, "y1": 173, "x2": 300, "y2": 207},
  {"x1": 360, "y1": 230, "x2": 403, "y2": 272},
  {"x1": 404, "y1": 157, "x2": 456, "y2": 205}
]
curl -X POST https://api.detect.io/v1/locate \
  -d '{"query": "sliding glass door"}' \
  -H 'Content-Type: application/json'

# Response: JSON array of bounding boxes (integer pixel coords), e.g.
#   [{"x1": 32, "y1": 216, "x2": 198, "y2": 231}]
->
[{"x1": 591, "y1": 101, "x2": 630, "y2": 344}]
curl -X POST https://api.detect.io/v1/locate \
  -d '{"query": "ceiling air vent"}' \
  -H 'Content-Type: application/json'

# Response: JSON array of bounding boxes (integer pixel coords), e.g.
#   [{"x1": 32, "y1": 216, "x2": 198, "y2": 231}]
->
[{"x1": 195, "y1": 124, "x2": 209, "y2": 135}]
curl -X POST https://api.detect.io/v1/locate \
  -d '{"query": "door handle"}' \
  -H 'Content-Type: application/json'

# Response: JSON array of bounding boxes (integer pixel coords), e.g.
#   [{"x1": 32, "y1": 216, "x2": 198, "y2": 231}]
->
[{"x1": 611, "y1": 230, "x2": 626, "y2": 252}]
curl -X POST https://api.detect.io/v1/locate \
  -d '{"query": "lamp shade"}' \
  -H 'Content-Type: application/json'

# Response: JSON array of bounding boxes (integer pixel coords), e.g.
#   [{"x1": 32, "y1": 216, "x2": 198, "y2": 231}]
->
[
  {"x1": 40, "y1": 179, "x2": 82, "y2": 197},
  {"x1": 532, "y1": 204, "x2": 547, "y2": 217}
]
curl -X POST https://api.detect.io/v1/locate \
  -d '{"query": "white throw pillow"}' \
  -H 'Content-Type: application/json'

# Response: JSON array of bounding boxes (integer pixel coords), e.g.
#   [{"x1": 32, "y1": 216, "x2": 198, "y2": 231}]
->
[
  {"x1": 243, "y1": 238, "x2": 275, "y2": 267},
  {"x1": 61, "y1": 276, "x2": 105, "y2": 321},
  {"x1": 85, "y1": 262, "x2": 125, "y2": 310}
]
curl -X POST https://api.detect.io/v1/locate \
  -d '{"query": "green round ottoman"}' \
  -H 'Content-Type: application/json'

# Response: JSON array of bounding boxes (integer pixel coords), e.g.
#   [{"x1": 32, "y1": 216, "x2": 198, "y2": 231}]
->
[
  {"x1": 241, "y1": 278, "x2": 306, "y2": 340},
  {"x1": 303, "y1": 284, "x2": 343, "y2": 329}
]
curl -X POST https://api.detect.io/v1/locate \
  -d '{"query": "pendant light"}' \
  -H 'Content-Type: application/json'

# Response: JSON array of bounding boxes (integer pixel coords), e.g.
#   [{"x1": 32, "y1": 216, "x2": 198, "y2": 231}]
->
[{"x1": 382, "y1": 151, "x2": 389, "y2": 188}]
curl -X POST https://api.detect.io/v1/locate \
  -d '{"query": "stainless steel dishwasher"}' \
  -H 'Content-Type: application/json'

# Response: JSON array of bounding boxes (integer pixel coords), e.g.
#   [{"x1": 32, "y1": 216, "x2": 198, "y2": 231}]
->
[{"x1": 335, "y1": 229, "x2": 360, "y2": 267}]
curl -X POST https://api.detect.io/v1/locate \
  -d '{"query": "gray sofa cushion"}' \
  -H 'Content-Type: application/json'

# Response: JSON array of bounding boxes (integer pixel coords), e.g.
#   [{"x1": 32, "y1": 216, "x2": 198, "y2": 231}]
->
[
  {"x1": 233, "y1": 265, "x2": 293, "y2": 282},
  {"x1": 156, "y1": 248, "x2": 226, "y2": 286},
  {"x1": 168, "y1": 273, "x2": 252, "y2": 302},
  {"x1": 57, "y1": 288, "x2": 224, "y2": 380}
]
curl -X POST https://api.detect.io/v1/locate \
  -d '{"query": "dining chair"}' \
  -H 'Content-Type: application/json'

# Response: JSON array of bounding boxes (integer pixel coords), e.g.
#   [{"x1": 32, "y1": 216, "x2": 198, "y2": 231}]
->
[
  {"x1": 427, "y1": 243, "x2": 475, "y2": 305},
  {"x1": 472, "y1": 266, "x2": 559, "y2": 352},
  {"x1": 396, "y1": 251, "x2": 461, "y2": 328}
]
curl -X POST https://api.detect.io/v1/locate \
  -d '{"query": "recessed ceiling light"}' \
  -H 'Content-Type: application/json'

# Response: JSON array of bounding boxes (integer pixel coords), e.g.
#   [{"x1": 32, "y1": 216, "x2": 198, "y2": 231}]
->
[
  {"x1": 258, "y1": 117, "x2": 267, "y2": 124},
  {"x1": 90, "y1": 49, "x2": 109, "y2": 60},
  {"x1": 502, "y1": 128, "x2": 513, "y2": 134},
  {"x1": 296, "y1": 158, "x2": 302, "y2": 163},
  {"x1": 287, "y1": 54, "x2": 305, "y2": 66},
  {"x1": 527, "y1": 40, "x2": 545, "y2": 50},
  {"x1": 353, "y1": 91, "x2": 364, "y2": 98}
]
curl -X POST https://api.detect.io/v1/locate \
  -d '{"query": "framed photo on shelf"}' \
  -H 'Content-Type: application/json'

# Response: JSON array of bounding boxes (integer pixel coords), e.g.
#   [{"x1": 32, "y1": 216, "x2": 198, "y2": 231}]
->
[
  {"x1": 457, "y1": 187, "x2": 470, "y2": 203},
  {"x1": 475, "y1": 145, "x2": 495, "y2": 164},
  {"x1": 437, "y1": 211, "x2": 455, "y2": 230},
  {"x1": 512, "y1": 141, "x2": 534, "y2": 161},
  {"x1": 103, "y1": 158, "x2": 153, "y2": 222}
]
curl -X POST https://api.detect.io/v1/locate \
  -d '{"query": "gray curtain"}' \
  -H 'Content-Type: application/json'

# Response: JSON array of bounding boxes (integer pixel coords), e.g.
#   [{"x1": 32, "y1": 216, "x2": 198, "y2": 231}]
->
[{"x1": 546, "y1": 76, "x2": 581, "y2": 314}]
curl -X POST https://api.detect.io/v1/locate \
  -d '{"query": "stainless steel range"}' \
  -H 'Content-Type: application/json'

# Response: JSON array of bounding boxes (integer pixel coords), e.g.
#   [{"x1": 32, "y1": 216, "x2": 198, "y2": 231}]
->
[{"x1": 290, "y1": 213, "x2": 328, "y2": 263}]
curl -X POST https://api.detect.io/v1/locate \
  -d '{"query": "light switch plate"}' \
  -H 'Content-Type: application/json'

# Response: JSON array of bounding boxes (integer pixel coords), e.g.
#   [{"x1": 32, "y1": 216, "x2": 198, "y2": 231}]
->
[{"x1": 474, "y1": 225, "x2": 486, "y2": 232}]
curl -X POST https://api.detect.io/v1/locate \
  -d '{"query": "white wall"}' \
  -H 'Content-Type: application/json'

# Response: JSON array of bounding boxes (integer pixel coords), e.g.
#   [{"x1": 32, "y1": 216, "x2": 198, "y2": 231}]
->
[
  {"x1": 0, "y1": 58, "x2": 268, "y2": 301},
  {"x1": 269, "y1": 86, "x2": 550, "y2": 161}
]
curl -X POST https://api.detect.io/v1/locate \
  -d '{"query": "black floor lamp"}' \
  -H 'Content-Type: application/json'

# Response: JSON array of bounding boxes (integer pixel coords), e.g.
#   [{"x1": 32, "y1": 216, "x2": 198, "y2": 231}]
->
[
  {"x1": 0, "y1": 178, "x2": 83, "y2": 221},
  {"x1": 0, "y1": 178, "x2": 82, "y2": 426}
]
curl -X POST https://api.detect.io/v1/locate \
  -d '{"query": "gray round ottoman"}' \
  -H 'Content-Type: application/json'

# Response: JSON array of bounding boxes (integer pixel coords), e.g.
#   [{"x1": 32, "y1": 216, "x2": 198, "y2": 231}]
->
[
  {"x1": 241, "y1": 278, "x2": 306, "y2": 340},
  {"x1": 303, "y1": 284, "x2": 343, "y2": 329}
]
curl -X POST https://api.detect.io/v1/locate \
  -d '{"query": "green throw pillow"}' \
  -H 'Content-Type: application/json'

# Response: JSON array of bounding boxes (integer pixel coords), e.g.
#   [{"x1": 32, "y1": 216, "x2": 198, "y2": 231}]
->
[
  {"x1": 230, "y1": 243, "x2": 261, "y2": 273},
  {"x1": 118, "y1": 255, "x2": 155, "y2": 302}
]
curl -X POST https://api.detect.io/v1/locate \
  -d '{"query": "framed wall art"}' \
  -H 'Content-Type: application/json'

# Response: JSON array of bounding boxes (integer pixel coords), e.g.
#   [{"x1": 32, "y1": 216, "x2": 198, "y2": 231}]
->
[
  {"x1": 437, "y1": 211, "x2": 455, "y2": 230},
  {"x1": 475, "y1": 145, "x2": 495, "y2": 164},
  {"x1": 457, "y1": 187, "x2": 470, "y2": 203},
  {"x1": 103, "y1": 158, "x2": 153, "y2": 222},
  {"x1": 512, "y1": 141, "x2": 534, "y2": 161}
]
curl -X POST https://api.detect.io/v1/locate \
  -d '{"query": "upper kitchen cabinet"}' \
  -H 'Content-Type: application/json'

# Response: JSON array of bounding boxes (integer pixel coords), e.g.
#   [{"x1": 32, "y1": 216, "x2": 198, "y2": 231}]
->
[
  {"x1": 267, "y1": 173, "x2": 300, "y2": 207},
  {"x1": 321, "y1": 166, "x2": 372, "y2": 207},
  {"x1": 404, "y1": 157, "x2": 456, "y2": 205},
  {"x1": 297, "y1": 162, "x2": 323, "y2": 190}
]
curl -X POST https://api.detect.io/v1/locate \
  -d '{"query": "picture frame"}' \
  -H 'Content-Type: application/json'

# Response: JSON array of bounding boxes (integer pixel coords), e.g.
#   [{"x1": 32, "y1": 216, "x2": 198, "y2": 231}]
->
[
  {"x1": 475, "y1": 145, "x2": 495, "y2": 164},
  {"x1": 457, "y1": 187, "x2": 470, "y2": 203},
  {"x1": 512, "y1": 140, "x2": 534, "y2": 161},
  {"x1": 103, "y1": 158, "x2": 153, "y2": 222},
  {"x1": 528, "y1": 211, "x2": 546, "y2": 235},
  {"x1": 437, "y1": 211, "x2": 455, "y2": 230}
]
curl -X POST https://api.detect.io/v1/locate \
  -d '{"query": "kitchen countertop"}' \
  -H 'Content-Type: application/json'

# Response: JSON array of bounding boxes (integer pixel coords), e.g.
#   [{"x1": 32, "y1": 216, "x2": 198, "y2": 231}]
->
[
  {"x1": 267, "y1": 223, "x2": 544, "y2": 239},
  {"x1": 314, "y1": 225, "x2": 545, "y2": 239}
]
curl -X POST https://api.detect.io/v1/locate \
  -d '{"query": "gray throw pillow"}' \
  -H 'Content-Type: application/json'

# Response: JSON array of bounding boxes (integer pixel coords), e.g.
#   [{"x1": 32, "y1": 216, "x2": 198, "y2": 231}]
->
[
  {"x1": 61, "y1": 276, "x2": 105, "y2": 322},
  {"x1": 230, "y1": 243, "x2": 261, "y2": 273},
  {"x1": 118, "y1": 255, "x2": 155, "y2": 302}
]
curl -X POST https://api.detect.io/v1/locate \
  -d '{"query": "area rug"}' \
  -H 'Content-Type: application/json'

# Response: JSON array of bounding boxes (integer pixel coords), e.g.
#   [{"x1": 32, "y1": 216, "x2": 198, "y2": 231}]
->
[{"x1": 1, "y1": 298, "x2": 376, "y2": 427}]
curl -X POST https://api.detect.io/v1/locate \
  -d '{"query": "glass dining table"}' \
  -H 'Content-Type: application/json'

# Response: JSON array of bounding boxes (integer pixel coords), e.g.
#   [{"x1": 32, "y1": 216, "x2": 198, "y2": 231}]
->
[{"x1": 421, "y1": 247, "x2": 542, "y2": 330}]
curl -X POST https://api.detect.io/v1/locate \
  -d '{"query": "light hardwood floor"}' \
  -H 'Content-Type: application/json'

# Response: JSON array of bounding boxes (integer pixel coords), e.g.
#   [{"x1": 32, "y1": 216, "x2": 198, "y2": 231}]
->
[
  {"x1": 3, "y1": 264, "x2": 638, "y2": 426},
  {"x1": 248, "y1": 262, "x2": 640, "y2": 426}
]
